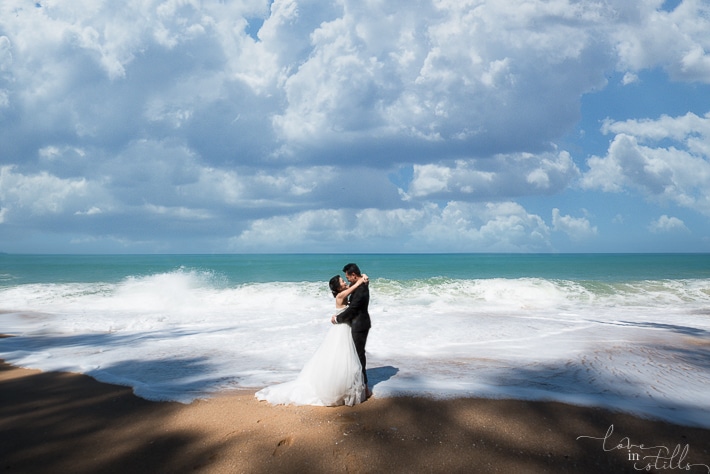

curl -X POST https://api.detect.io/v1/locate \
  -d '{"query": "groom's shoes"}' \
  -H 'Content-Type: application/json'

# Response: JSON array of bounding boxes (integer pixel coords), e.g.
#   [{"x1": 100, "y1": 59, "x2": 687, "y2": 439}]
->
[{"x1": 365, "y1": 387, "x2": 373, "y2": 399}]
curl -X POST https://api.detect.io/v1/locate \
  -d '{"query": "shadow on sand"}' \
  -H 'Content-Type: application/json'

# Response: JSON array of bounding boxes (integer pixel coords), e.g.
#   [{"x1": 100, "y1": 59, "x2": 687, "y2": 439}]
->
[
  {"x1": 368, "y1": 365, "x2": 399, "y2": 387},
  {"x1": 3, "y1": 359, "x2": 710, "y2": 473}
]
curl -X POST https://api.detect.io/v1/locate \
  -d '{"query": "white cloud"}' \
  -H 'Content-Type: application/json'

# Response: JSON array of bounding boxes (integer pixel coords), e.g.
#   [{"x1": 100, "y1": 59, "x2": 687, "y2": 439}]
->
[
  {"x1": 231, "y1": 201, "x2": 553, "y2": 252},
  {"x1": 612, "y1": 1, "x2": 710, "y2": 83},
  {"x1": 406, "y1": 151, "x2": 579, "y2": 199},
  {"x1": 552, "y1": 208, "x2": 598, "y2": 241},
  {"x1": 230, "y1": 209, "x2": 352, "y2": 251},
  {"x1": 0, "y1": 165, "x2": 91, "y2": 217},
  {"x1": 75, "y1": 206, "x2": 103, "y2": 216},
  {"x1": 1, "y1": 1, "x2": 710, "y2": 252},
  {"x1": 3, "y1": 0, "x2": 707, "y2": 166},
  {"x1": 582, "y1": 112, "x2": 710, "y2": 215},
  {"x1": 270, "y1": 0, "x2": 619, "y2": 153},
  {"x1": 412, "y1": 201, "x2": 553, "y2": 252},
  {"x1": 407, "y1": 164, "x2": 454, "y2": 197},
  {"x1": 600, "y1": 111, "x2": 710, "y2": 144},
  {"x1": 649, "y1": 215, "x2": 688, "y2": 233},
  {"x1": 352, "y1": 207, "x2": 427, "y2": 239},
  {"x1": 622, "y1": 72, "x2": 639, "y2": 85}
]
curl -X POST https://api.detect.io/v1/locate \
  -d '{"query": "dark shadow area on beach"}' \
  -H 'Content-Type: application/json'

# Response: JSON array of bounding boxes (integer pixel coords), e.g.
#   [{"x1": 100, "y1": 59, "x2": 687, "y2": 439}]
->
[
  {"x1": 3, "y1": 360, "x2": 710, "y2": 474},
  {"x1": 618, "y1": 320, "x2": 710, "y2": 338},
  {"x1": 662, "y1": 343, "x2": 710, "y2": 371},
  {"x1": 0, "y1": 363, "x2": 231, "y2": 473},
  {"x1": 590, "y1": 319, "x2": 710, "y2": 338},
  {"x1": 0, "y1": 326, "x2": 242, "y2": 352},
  {"x1": 320, "y1": 397, "x2": 710, "y2": 474},
  {"x1": 0, "y1": 330, "x2": 191, "y2": 351}
]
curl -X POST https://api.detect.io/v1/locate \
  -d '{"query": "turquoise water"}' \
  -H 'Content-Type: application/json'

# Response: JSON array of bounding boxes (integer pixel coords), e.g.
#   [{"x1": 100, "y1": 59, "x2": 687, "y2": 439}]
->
[{"x1": 3, "y1": 253, "x2": 709, "y2": 285}]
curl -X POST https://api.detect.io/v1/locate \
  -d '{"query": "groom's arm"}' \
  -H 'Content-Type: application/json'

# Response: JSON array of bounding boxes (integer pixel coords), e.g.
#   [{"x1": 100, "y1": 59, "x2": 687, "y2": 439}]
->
[{"x1": 336, "y1": 284, "x2": 367, "y2": 323}]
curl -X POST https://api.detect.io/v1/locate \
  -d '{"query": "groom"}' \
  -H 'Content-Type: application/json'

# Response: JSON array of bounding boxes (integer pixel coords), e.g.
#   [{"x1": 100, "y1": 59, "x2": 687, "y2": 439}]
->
[{"x1": 331, "y1": 262, "x2": 372, "y2": 398}]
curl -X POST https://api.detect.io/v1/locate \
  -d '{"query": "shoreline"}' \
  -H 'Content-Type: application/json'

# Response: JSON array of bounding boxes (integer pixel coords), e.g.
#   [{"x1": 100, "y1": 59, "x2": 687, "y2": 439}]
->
[{"x1": 2, "y1": 361, "x2": 710, "y2": 473}]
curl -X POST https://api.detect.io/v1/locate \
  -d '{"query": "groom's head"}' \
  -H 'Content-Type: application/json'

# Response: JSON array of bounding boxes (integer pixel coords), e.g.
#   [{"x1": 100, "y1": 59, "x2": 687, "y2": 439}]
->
[{"x1": 343, "y1": 263, "x2": 361, "y2": 283}]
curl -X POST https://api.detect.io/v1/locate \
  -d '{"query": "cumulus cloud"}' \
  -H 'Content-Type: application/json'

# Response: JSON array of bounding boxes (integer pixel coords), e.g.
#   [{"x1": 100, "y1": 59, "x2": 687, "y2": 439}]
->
[
  {"x1": 411, "y1": 201, "x2": 552, "y2": 252},
  {"x1": 1, "y1": 1, "x2": 709, "y2": 252},
  {"x1": 230, "y1": 208, "x2": 352, "y2": 252},
  {"x1": 612, "y1": 1, "x2": 710, "y2": 83},
  {"x1": 581, "y1": 112, "x2": 710, "y2": 215},
  {"x1": 404, "y1": 151, "x2": 579, "y2": 200},
  {"x1": 649, "y1": 214, "x2": 688, "y2": 233},
  {"x1": 552, "y1": 208, "x2": 598, "y2": 241},
  {"x1": 231, "y1": 201, "x2": 552, "y2": 252},
  {"x1": 0, "y1": 165, "x2": 92, "y2": 217},
  {"x1": 271, "y1": 0, "x2": 622, "y2": 159}
]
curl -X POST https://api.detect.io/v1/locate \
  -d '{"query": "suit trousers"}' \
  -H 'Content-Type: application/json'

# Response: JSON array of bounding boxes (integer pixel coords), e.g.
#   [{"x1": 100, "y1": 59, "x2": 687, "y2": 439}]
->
[{"x1": 352, "y1": 328, "x2": 369, "y2": 386}]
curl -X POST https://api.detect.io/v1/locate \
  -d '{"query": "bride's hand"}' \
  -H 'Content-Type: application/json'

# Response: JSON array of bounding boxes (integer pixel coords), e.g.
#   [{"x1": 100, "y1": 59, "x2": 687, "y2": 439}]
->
[{"x1": 361, "y1": 274, "x2": 369, "y2": 284}]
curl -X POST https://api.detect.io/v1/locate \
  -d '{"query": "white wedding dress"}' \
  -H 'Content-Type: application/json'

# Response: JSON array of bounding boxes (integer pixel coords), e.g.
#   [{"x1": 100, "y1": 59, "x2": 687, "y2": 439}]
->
[{"x1": 256, "y1": 309, "x2": 365, "y2": 407}]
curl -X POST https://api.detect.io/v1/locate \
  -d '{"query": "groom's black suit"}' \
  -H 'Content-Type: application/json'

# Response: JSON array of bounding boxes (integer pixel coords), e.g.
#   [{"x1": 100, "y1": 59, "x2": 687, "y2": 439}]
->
[{"x1": 335, "y1": 281, "x2": 370, "y2": 385}]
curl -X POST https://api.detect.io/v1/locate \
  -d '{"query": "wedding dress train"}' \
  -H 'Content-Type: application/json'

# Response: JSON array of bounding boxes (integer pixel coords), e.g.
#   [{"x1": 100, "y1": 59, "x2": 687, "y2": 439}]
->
[{"x1": 255, "y1": 315, "x2": 365, "y2": 407}]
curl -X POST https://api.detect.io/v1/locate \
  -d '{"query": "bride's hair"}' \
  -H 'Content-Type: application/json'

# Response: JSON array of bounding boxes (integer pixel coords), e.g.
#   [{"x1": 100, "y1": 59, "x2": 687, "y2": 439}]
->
[{"x1": 328, "y1": 275, "x2": 342, "y2": 297}]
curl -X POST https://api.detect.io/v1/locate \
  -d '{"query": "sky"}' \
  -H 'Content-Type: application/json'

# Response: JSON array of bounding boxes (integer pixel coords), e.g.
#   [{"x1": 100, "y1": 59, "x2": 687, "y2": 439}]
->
[{"x1": 1, "y1": 0, "x2": 710, "y2": 254}]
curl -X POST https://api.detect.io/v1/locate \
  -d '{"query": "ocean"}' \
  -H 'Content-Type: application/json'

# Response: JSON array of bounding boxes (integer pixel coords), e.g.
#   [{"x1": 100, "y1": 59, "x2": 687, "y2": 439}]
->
[{"x1": 1, "y1": 253, "x2": 710, "y2": 427}]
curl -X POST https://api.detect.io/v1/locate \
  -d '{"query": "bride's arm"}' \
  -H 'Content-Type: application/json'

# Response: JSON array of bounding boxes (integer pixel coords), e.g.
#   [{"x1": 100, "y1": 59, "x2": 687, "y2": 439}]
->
[
  {"x1": 334, "y1": 274, "x2": 368, "y2": 308},
  {"x1": 337, "y1": 274, "x2": 367, "y2": 300}
]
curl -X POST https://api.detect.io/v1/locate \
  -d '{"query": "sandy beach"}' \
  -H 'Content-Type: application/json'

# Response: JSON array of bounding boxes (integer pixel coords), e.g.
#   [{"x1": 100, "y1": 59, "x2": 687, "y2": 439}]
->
[{"x1": 2, "y1": 360, "x2": 710, "y2": 473}]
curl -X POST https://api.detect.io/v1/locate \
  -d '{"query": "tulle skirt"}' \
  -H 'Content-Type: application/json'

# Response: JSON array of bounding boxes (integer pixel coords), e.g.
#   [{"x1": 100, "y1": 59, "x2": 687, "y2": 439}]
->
[{"x1": 255, "y1": 323, "x2": 365, "y2": 407}]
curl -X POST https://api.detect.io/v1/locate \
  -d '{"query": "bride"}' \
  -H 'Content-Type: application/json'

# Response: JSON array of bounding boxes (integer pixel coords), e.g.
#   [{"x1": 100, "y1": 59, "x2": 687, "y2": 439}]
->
[{"x1": 255, "y1": 274, "x2": 368, "y2": 406}]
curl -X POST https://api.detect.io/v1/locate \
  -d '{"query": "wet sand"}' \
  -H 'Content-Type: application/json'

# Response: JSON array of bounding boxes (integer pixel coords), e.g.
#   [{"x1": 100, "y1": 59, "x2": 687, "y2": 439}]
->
[{"x1": 2, "y1": 360, "x2": 710, "y2": 473}]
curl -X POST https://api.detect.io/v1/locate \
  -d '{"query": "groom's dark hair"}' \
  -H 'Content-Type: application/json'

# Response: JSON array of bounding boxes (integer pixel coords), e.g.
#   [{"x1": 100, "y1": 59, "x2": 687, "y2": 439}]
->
[{"x1": 342, "y1": 263, "x2": 361, "y2": 276}]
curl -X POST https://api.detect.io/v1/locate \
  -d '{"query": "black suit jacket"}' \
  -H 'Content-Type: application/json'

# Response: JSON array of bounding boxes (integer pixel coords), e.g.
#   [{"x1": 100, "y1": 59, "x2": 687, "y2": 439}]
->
[{"x1": 335, "y1": 282, "x2": 371, "y2": 332}]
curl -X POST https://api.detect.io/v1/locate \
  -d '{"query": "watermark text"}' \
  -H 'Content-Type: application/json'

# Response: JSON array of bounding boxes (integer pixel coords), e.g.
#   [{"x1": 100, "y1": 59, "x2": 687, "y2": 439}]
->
[{"x1": 577, "y1": 424, "x2": 709, "y2": 472}]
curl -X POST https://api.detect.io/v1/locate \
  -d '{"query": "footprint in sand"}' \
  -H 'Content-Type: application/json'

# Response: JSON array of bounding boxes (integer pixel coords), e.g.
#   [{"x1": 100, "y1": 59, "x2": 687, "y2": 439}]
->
[{"x1": 272, "y1": 436, "x2": 294, "y2": 456}]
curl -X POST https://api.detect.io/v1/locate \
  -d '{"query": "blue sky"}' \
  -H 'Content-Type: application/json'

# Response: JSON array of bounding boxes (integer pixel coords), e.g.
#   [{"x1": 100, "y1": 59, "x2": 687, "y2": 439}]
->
[{"x1": 1, "y1": 0, "x2": 710, "y2": 253}]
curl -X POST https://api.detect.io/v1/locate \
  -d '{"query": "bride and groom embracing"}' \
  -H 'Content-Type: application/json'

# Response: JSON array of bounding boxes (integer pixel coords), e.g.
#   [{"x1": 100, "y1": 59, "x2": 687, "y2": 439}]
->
[{"x1": 255, "y1": 263, "x2": 372, "y2": 406}]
